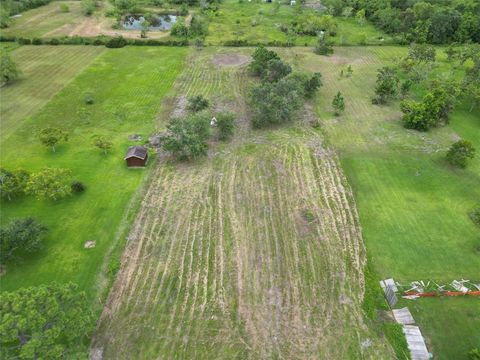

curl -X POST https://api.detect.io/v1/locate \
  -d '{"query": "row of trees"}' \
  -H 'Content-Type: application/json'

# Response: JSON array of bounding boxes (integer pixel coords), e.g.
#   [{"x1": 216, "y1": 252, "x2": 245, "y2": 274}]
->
[
  {"x1": 323, "y1": 0, "x2": 480, "y2": 44},
  {"x1": 248, "y1": 46, "x2": 322, "y2": 128},
  {"x1": 0, "y1": 167, "x2": 83, "y2": 201},
  {"x1": 38, "y1": 126, "x2": 113, "y2": 154}
]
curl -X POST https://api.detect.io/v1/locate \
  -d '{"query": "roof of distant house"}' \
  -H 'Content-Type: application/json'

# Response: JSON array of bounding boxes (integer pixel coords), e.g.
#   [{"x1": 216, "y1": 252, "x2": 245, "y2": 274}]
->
[{"x1": 124, "y1": 146, "x2": 148, "y2": 160}]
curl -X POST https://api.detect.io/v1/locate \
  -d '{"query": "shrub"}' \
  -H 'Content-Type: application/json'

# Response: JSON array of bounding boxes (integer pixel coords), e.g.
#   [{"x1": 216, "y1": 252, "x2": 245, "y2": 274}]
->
[
  {"x1": 48, "y1": 38, "x2": 60, "y2": 45},
  {"x1": 170, "y1": 21, "x2": 189, "y2": 38},
  {"x1": 469, "y1": 207, "x2": 480, "y2": 228},
  {"x1": 469, "y1": 348, "x2": 480, "y2": 360},
  {"x1": 81, "y1": 0, "x2": 96, "y2": 15},
  {"x1": 105, "y1": 36, "x2": 127, "y2": 48},
  {"x1": 373, "y1": 66, "x2": 399, "y2": 104},
  {"x1": 59, "y1": 3, "x2": 70, "y2": 12},
  {"x1": 1, "y1": 53, "x2": 20, "y2": 85},
  {"x1": 71, "y1": 181, "x2": 86, "y2": 193},
  {"x1": 83, "y1": 91, "x2": 95, "y2": 105},
  {"x1": 187, "y1": 95, "x2": 209, "y2": 112},
  {"x1": 215, "y1": 112, "x2": 235, "y2": 141},
  {"x1": 17, "y1": 38, "x2": 31, "y2": 45},
  {"x1": 446, "y1": 140, "x2": 476, "y2": 168},
  {"x1": 32, "y1": 38, "x2": 43, "y2": 45},
  {"x1": 249, "y1": 45, "x2": 280, "y2": 78}
]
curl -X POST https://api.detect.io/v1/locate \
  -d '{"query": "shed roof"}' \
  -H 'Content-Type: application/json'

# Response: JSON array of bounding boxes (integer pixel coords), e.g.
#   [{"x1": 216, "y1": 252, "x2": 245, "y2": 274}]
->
[{"x1": 124, "y1": 146, "x2": 148, "y2": 160}]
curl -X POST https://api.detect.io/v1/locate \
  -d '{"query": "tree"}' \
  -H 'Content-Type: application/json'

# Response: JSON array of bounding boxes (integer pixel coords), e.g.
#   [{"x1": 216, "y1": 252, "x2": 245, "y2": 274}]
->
[
  {"x1": 346, "y1": 65, "x2": 353, "y2": 77},
  {"x1": 314, "y1": 33, "x2": 333, "y2": 56},
  {"x1": 303, "y1": 72, "x2": 322, "y2": 98},
  {"x1": 249, "y1": 45, "x2": 280, "y2": 77},
  {"x1": 249, "y1": 77, "x2": 303, "y2": 128},
  {"x1": 332, "y1": 91, "x2": 345, "y2": 115},
  {"x1": 400, "y1": 100, "x2": 430, "y2": 131},
  {"x1": 1, "y1": 52, "x2": 20, "y2": 85},
  {"x1": 446, "y1": 140, "x2": 476, "y2": 168},
  {"x1": 469, "y1": 348, "x2": 480, "y2": 360},
  {"x1": 0, "y1": 218, "x2": 47, "y2": 265},
  {"x1": 187, "y1": 95, "x2": 209, "y2": 112},
  {"x1": 26, "y1": 168, "x2": 72, "y2": 201},
  {"x1": 38, "y1": 127, "x2": 69, "y2": 152},
  {"x1": 93, "y1": 136, "x2": 113, "y2": 155},
  {"x1": 215, "y1": 112, "x2": 235, "y2": 141},
  {"x1": 373, "y1": 66, "x2": 399, "y2": 104},
  {"x1": 0, "y1": 168, "x2": 29, "y2": 201},
  {"x1": 263, "y1": 59, "x2": 292, "y2": 83},
  {"x1": 0, "y1": 283, "x2": 93, "y2": 359},
  {"x1": 162, "y1": 114, "x2": 211, "y2": 160},
  {"x1": 400, "y1": 80, "x2": 412, "y2": 99}
]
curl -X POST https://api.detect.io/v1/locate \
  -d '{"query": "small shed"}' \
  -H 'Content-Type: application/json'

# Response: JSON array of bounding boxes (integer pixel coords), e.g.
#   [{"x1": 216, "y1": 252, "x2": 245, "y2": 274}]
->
[{"x1": 124, "y1": 146, "x2": 148, "y2": 167}]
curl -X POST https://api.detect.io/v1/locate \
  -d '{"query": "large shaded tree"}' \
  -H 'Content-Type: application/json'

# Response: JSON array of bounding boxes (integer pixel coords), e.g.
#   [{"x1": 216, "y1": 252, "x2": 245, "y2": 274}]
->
[
  {"x1": 0, "y1": 283, "x2": 93, "y2": 359},
  {"x1": 0, "y1": 218, "x2": 47, "y2": 265}
]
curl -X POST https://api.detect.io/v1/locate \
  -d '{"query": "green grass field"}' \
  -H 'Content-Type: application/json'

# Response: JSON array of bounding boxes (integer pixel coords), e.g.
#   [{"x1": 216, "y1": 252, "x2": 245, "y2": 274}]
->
[
  {"x1": 0, "y1": 46, "x2": 188, "y2": 303},
  {"x1": 0, "y1": 1, "x2": 86, "y2": 38},
  {"x1": 287, "y1": 46, "x2": 480, "y2": 359},
  {"x1": 205, "y1": 0, "x2": 390, "y2": 46}
]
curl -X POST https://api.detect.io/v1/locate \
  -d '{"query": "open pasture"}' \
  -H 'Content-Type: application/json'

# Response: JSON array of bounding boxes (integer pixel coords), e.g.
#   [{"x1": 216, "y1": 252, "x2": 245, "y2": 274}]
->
[
  {"x1": 93, "y1": 48, "x2": 393, "y2": 359},
  {"x1": 286, "y1": 46, "x2": 480, "y2": 359}
]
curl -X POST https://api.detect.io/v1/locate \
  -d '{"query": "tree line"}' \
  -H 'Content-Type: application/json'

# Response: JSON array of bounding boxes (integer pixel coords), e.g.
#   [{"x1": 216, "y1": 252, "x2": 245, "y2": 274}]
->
[{"x1": 322, "y1": 0, "x2": 480, "y2": 44}]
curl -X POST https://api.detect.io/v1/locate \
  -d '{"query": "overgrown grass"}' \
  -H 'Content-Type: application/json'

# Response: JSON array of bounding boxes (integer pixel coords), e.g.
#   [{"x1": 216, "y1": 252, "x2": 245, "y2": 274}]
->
[
  {"x1": 205, "y1": 0, "x2": 390, "y2": 46},
  {"x1": 0, "y1": 46, "x2": 188, "y2": 303}
]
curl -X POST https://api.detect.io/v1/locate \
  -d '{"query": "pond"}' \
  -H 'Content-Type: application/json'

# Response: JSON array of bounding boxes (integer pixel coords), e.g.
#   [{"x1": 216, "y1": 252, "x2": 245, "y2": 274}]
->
[{"x1": 122, "y1": 14, "x2": 177, "y2": 31}]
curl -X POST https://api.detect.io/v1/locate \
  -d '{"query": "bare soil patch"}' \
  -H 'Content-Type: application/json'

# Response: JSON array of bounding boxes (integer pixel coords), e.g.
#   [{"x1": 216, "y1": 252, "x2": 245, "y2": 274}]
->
[{"x1": 212, "y1": 54, "x2": 251, "y2": 68}]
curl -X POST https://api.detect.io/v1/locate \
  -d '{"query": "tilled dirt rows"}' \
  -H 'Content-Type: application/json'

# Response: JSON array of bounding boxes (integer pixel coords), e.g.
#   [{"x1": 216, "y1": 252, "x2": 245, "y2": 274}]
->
[{"x1": 94, "y1": 138, "x2": 393, "y2": 359}]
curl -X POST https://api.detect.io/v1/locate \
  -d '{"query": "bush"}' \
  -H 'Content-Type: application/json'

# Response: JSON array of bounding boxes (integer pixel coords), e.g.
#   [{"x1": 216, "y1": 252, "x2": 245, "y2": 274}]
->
[
  {"x1": 17, "y1": 38, "x2": 31, "y2": 45},
  {"x1": 446, "y1": 140, "x2": 476, "y2": 168},
  {"x1": 105, "y1": 36, "x2": 127, "y2": 48},
  {"x1": 48, "y1": 38, "x2": 60, "y2": 45},
  {"x1": 32, "y1": 38, "x2": 43, "y2": 45},
  {"x1": 71, "y1": 181, "x2": 86, "y2": 193},
  {"x1": 83, "y1": 91, "x2": 95, "y2": 105},
  {"x1": 59, "y1": 3, "x2": 70, "y2": 12},
  {"x1": 187, "y1": 95, "x2": 209, "y2": 112},
  {"x1": 469, "y1": 207, "x2": 480, "y2": 228},
  {"x1": 81, "y1": 0, "x2": 96, "y2": 15},
  {"x1": 215, "y1": 112, "x2": 235, "y2": 141}
]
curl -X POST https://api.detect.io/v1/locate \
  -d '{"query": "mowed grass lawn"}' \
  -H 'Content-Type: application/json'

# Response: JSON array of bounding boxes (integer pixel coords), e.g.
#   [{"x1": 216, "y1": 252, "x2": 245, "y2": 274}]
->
[
  {"x1": 0, "y1": 46, "x2": 188, "y2": 302},
  {"x1": 293, "y1": 46, "x2": 479, "y2": 359},
  {"x1": 0, "y1": 1, "x2": 86, "y2": 38},
  {"x1": 205, "y1": 0, "x2": 390, "y2": 46}
]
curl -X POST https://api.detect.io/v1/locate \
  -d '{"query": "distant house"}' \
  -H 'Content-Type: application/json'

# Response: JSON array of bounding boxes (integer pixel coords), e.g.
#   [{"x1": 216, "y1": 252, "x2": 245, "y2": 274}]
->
[{"x1": 124, "y1": 146, "x2": 148, "y2": 167}]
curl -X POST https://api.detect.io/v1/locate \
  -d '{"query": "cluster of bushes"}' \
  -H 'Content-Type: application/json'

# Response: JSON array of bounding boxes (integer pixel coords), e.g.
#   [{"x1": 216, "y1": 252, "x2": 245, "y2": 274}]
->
[
  {"x1": 248, "y1": 46, "x2": 322, "y2": 128},
  {"x1": 161, "y1": 110, "x2": 235, "y2": 160},
  {"x1": 290, "y1": 14, "x2": 337, "y2": 37},
  {"x1": 0, "y1": 167, "x2": 85, "y2": 202},
  {"x1": 323, "y1": 0, "x2": 479, "y2": 44},
  {"x1": 171, "y1": 15, "x2": 208, "y2": 39}
]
